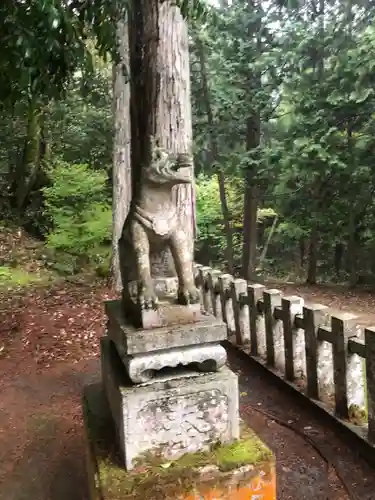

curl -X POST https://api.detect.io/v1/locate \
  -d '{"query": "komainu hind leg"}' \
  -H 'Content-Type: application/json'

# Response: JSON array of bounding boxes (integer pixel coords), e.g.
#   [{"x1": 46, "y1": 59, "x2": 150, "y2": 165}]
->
[
  {"x1": 131, "y1": 220, "x2": 158, "y2": 309},
  {"x1": 170, "y1": 229, "x2": 200, "y2": 305}
]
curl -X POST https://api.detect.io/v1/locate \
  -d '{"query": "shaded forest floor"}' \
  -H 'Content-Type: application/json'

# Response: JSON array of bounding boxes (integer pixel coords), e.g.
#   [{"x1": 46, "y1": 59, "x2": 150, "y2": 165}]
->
[{"x1": 2, "y1": 229, "x2": 375, "y2": 498}]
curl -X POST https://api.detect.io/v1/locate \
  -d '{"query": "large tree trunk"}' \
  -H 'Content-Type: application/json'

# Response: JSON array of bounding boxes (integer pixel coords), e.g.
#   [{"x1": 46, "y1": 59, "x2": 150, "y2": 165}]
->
[
  {"x1": 196, "y1": 38, "x2": 234, "y2": 274},
  {"x1": 112, "y1": 19, "x2": 132, "y2": 291},
  {"x1": 133, "y1": 0, "x2": 195, "y2": 275}
]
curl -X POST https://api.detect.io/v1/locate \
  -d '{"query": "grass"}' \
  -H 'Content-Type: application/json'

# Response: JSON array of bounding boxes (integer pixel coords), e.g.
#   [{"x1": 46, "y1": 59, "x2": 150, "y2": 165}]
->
[{"x1": 0, "y1": 265, "x2": 51, "y2": 289}]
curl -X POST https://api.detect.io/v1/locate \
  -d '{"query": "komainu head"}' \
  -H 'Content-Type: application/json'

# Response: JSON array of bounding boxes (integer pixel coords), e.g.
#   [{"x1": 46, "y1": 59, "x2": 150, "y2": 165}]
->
[{"x1": 143, "y1": 144, "x2": 193, "y2": 186}]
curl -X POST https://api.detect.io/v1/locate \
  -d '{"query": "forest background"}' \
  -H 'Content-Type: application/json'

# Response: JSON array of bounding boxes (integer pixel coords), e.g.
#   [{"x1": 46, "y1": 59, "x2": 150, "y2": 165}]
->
[{"x1": 1, "y1": 0, "x2": 375, "y2": 290}]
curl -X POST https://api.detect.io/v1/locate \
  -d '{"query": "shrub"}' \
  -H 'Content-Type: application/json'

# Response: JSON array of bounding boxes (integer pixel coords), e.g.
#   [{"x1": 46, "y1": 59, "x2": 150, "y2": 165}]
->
[{"x1": 42, "y1": 161, "x2": 111, "y2": 270}]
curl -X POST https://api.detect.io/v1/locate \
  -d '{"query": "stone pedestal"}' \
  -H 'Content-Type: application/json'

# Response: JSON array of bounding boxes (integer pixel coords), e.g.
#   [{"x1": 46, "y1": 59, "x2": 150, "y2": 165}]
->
[
  {"x1": 83, "y1": 293, "x2": 276, "y2": 498},
  {"x1": 101, "y1": 298, "x2": 239, "y2": 471},
  {"x1": 101, "y1": 337, "x2": 239, "y2": 470},
  {"x1": 83, "y1": 383, "x2": 276, "y2": 500}
]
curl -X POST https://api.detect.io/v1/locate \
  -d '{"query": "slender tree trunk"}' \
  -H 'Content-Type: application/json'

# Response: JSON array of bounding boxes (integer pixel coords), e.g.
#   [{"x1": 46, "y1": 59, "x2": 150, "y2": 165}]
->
[
  {"x1": 196, "y1": 38, "x2": 234, "y2": 274},
  {"x1": 112, "y1": 18, "x2": 132, "y2": 291},
  {"x1": 258, "y1": 215, "x2": 278, "y2": 269},
  {"x1": 13, "y1": 96, "x2": 42, "y2": 213},
  {"x1": 242, "y1": 0, "x2": 261, "y2": 281},
  {"x1": 306, "y1": 223, "x2": 318, "y2": 284},
  {"x1": 133, "y1": 0, "x2": 195, "y2": 276},
  {"x1": 348, "y1": 212, "x2": 359, "y2": 288},
  {"x1": 334, "y1": 242, "x2": 343, "y2": 277},
  {"x1": 242, "y1": 115, "x2": 260, "y2": 281},
  {"x1": 305, "y1": 0, "x2": 324, "y2": 286},
  {"x1": 299, "y1": 237, "x2": 306, "y2": 268}
]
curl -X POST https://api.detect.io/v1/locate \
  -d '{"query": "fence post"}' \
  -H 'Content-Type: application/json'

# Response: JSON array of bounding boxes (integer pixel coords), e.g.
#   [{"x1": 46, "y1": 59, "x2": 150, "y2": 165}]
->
[
  {"x1": 303, "y1": 304, "x2": 329, "y2": 400},
  {"x1": 194, "y1": 263, "x2": 203, "y2": 304},
  {"x1": 207, "y1": 270, "x2": 221, "y2": 319},
  {"x1": 263, "y1": 289, "x2": 283, "y2": 370},
  {"x1": 365, "y1": 327, "x2": 375, "y2": 443},
  {"x1": 247, "y1": 284, "x2": 266, "y2": 357},
  {"x1": 218, "y1": 274, "x2": 234, "y2": 334},
  {"x1": 282, "y1": 296, "x2": 305, "y2": 382},
  {"x1": 331, "y1": 313, "x2": 359, "y2": 419},
  {"x1": 198, "y1": 266, "x2": 212, "y2": 314},
  {"x1": 231, "y1": 279, "x2": 249, "y2": 346}
]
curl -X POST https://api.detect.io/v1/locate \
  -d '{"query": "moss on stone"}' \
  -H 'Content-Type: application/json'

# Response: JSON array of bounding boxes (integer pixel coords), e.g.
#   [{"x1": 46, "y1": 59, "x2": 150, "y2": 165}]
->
[{"x1": 84, "y1": 390, "x2": 274, "y2": 500}]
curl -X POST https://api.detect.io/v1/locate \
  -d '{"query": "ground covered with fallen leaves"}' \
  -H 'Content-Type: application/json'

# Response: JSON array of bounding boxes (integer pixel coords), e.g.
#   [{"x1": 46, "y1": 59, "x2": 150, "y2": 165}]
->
[
  {"x1": 2, "y1": 228, "x2": 375, "y2": 499},
  {"x1": 1, "y1": 279, "x2": 375, "y2": 499}
]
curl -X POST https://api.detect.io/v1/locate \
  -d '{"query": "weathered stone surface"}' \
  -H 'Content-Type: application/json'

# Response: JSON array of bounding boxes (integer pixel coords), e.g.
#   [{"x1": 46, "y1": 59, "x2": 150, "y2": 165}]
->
[
  {"x1": 121, "y1": 293, "x2": 163, "y2": 330},
  {"x1": 105, "y1": 299, "x2": 227, "y2": 356},
  {"x1": 331, "y1": 313, "x2": 365, "y2": 419},
  {"x1": 84, "y1": 382, "x2": 276, "y2": 500},
  {"x1": 121, "y1": 293, "x2": 202, "y2": 330},
  {"x1": 124, "y1": 343, "x2": 227, "y2": 384},
  {"x1": 100, "y1": 336, "x2": 240, "y2": 471},
  {"x1": 128, "y1": 277, "x2": 179, "y2": 298},
  {"x1": 263, "y1": 289, "x2": 284, "y2": 372}
]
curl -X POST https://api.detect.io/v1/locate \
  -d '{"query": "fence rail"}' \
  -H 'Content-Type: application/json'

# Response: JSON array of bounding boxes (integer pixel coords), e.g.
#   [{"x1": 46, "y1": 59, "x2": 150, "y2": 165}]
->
[{"x1": 193, "y1": 263, "x2": 375, "y2": 445}]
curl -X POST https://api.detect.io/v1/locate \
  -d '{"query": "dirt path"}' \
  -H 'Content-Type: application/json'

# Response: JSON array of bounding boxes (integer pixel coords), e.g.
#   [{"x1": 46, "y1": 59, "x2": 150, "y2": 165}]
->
[
  {"x1": 1, "y1": 281, "x2": 375, "y2": 499},
  {"x1": 267, "y1": 280, "x2": 375, "y2": 328}
]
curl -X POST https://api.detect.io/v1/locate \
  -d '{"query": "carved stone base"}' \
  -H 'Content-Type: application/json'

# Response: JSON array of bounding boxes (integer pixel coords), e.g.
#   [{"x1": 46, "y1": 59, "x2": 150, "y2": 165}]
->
[
  {"x1": 84, "y1": 382, "x2": 276, "y2": 500},
  {"x1": 124, "y1": 343, "x2": 227, "y2": 384},
  {"x1": 105, "y1": 299, "x2": 227, "y2": 356},
  {"x1": 100, "y1": 336, "x2": 239, "y2": 471}
]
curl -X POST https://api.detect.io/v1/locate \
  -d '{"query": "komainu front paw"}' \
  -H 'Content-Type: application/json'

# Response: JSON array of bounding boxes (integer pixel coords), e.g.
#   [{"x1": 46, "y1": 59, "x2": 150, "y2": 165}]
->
[
  {"x1": 178, "y1": 285, "x2": 201, "y2": 305},
  {"x1": 137, "y1": 283, "x2": 158, "y2": 310}
]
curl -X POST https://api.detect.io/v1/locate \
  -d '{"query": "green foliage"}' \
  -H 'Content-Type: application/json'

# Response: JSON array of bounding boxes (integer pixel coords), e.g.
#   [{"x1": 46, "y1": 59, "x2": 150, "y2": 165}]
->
[
  {"x1": 195, "y1": 175, "x2": 242, "y2": 266},
  {"x1": 43, "y1": 161, "x2": 111, "y2": 266},
  {"x1": 175, "y1": 0, "x2": 207, "y2": 20},
  {"x1": 0, "y1": 0, "x2": 128, "y2": 103},
  {"x1": 0, "y1": 266, "x2": 46, "y2": 288},
  {"x1": 2, "y1": 0, "x2": 375, "y2": 287},
  {"x1": 190, "y1": 0, "x2": 375, "y2": 283}
]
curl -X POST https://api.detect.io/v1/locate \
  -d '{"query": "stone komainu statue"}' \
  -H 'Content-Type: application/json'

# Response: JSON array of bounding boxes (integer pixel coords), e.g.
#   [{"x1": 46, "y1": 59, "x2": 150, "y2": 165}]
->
[{"x1": 119, "y1": 143, "x2": 200, "y2": 309}]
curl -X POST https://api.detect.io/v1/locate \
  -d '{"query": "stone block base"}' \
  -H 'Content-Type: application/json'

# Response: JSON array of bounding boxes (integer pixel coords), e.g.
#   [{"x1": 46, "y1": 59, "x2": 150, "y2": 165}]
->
[
  {"x1": 105, "y1": 299, "x2": 227, "y2": 355},
  {"x1": 83, "y1": 383, "x2": 276, "y2": 500},
  {"x1": 100, "y1": 336, "x2": 239, "y2": 470}
]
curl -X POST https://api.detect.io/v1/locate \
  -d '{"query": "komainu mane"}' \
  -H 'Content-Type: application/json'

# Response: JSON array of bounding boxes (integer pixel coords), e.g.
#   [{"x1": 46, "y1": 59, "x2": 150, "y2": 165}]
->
[{"x1": 119, "y1": 142, "x2": 200, "y2": 310}]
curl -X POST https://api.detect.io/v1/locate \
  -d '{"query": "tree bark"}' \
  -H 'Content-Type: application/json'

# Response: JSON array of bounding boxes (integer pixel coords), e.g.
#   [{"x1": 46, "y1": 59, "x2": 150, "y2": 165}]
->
[
  {"x1": 112, "y1": 18, "x2": 132, "y2": 291},
  {"x1": 242, "y1": 0, "x2": 261, "y2": 281},
  {"x1": 196, "y1": 37, "x2": 234, "y2": 274},
  {"x1": 133, "y1": 0, "x2": 195, "y2": 276},
  {"x1": 334, "y1": 242, "x2": 343, "y2": 277},
  {"x1": 13, "y1": 96, "x2": 42, "y2": 213},
  {"x1": 242, "y1": 115, "x2": 260, "y2": 281},
  {"x1": 306, "y1": 223, "x2": 318, "y2": 284},
  {"x1": 299, "y1": 237, "x2": 306, "y2": 268}
]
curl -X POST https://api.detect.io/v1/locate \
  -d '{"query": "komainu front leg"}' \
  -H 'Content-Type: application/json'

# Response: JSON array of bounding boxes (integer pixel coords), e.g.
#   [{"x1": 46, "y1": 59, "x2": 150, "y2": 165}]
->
[
  {"x1": 170, "y1": 229, "x2": 200, "y2": 305},
  {"x1": 131, "y1": 221, "x2": 158, "y2": 309}
]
